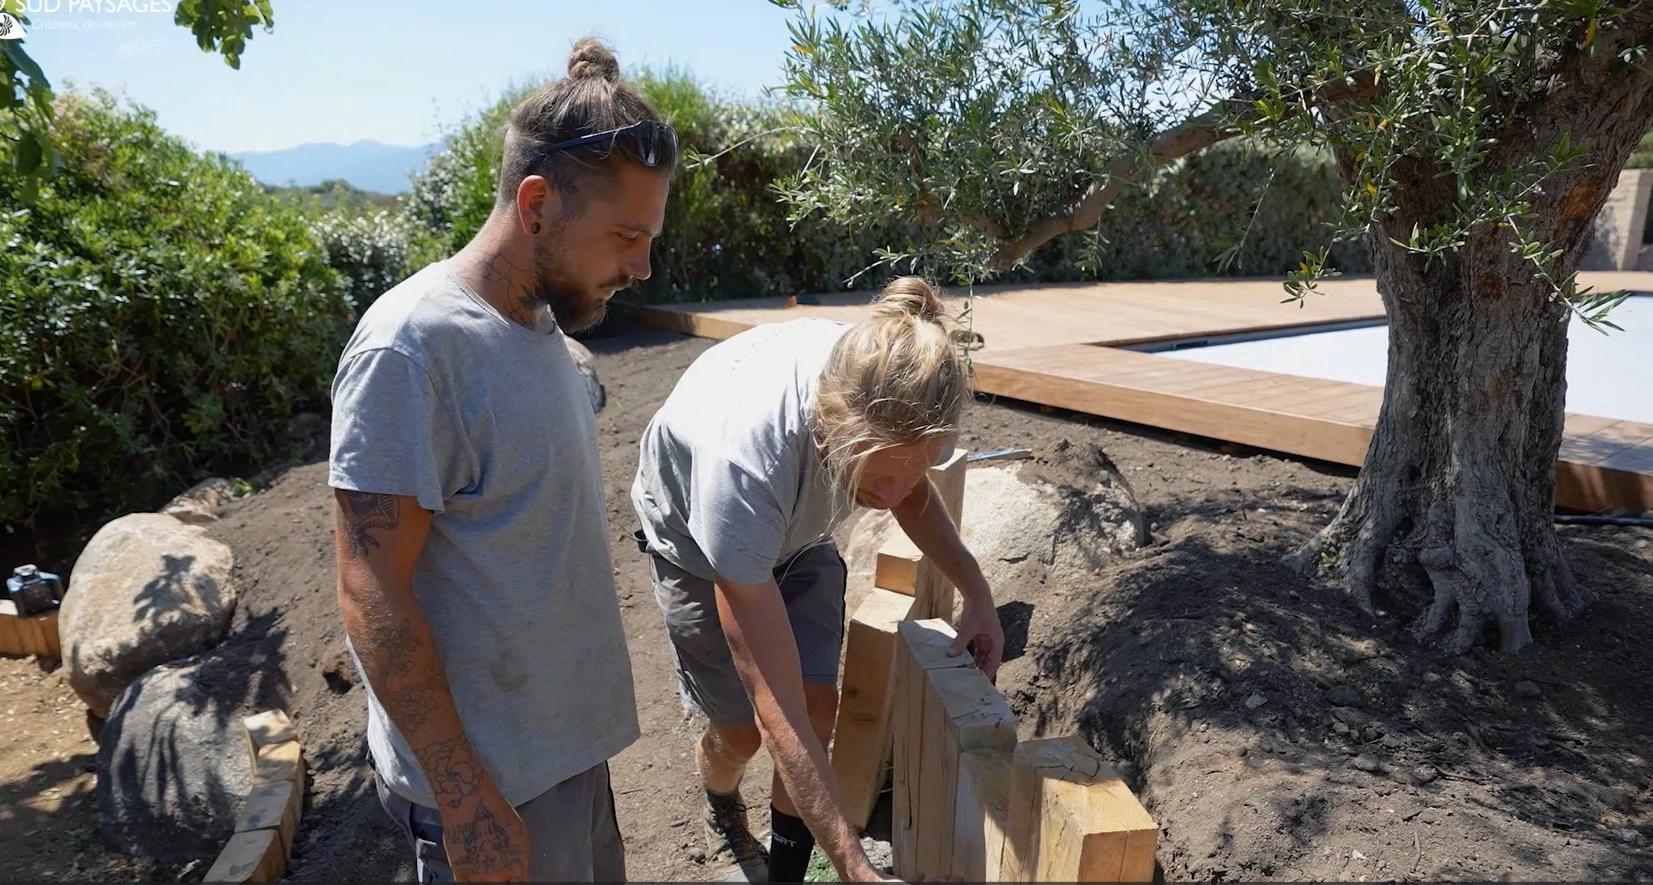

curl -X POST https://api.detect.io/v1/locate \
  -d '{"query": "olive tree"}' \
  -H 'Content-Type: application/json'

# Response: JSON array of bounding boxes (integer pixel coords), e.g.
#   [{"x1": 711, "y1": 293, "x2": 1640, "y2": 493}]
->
[{"x1": 771, "y1": 0, "x2": 1653, "y2": 653}]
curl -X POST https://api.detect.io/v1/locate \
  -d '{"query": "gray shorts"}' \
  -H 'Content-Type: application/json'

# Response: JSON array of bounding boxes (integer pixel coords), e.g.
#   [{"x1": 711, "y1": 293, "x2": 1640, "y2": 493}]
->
[
  {"x1": 648, "y1": 541, "x2": 848, "y2": 725},
  {"x1": 373, "y1": 760, "x2": 624, "y2": 882}
]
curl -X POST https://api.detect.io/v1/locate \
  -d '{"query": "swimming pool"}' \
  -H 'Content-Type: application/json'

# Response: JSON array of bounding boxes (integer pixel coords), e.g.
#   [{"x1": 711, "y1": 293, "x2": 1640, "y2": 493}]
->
[{"x1": 1155, "y1": 296, "x2": 1652, "y2": 424}]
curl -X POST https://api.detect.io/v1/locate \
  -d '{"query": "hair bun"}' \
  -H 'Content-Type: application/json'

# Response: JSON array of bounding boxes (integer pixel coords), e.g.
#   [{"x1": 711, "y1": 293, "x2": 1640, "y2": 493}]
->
[
  {"x1": 568, "y1": 37, "x2": 621, "y2": 83},
  {"x1": 871, "y1": 276, "x2": 945, "y2": 323}
]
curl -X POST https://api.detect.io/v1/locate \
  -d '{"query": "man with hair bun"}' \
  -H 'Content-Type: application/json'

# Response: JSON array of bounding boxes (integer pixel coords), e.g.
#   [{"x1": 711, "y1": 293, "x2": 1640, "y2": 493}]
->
[
  {"x1": 631, "y1": 276, "x2": 1005, "y2": 883},
  {"x1": 329, "y1": 36, "x2": 677, "y2": 882}
]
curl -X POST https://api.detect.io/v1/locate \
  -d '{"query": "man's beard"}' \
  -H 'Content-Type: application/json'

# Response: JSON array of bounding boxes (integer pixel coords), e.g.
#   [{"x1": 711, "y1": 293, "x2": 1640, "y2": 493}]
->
[{"x1": 531, "y1": 244, "x2": 627, "y2": 334}]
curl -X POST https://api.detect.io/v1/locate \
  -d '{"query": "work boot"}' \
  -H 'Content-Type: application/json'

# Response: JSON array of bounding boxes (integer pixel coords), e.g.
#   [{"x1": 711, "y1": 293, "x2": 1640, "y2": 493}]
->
[{"x1": 704, "y1": 787, "x2": 769, "y2": 882}]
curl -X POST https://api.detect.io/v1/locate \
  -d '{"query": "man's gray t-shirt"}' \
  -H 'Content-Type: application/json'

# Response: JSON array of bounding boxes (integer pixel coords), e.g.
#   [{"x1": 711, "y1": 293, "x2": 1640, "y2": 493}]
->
[
  {"x1": 631, "y1": 317, "x2": 856, "y2": 585},
  {"x1": 329, "y1": 260, "x2": 639, "y2": 809}
]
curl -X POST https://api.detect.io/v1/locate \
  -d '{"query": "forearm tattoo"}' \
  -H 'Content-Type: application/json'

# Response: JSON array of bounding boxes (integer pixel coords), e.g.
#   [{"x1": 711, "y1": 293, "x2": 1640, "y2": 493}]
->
[
  {"x1": 339, "y1": 491, "x2": 399, "y2": 558},
  {"x1": 415, "y1": 737, "x2": 488, "y2": 810},
  {"x1": 453, "y1": 803, "x2": 517, "y2": 872}
]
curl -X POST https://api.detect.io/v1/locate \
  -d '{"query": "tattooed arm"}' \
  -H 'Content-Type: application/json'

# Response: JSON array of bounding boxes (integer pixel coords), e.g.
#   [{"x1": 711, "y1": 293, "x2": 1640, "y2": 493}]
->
[{"x1": 334, "y1": 490, "x2": 529, "y2": 882}]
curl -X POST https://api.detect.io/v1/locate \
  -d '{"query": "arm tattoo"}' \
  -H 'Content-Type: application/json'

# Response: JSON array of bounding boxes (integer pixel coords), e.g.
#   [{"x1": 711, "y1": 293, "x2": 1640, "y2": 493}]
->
[
  {"x1": 415, "y1": 737, "x2": 487, "y2": 809},
  {"x1": 452, "y1": 803, "x2": 517, "y2": 873},
  {"x1": 340, "y1": 491, "x2": 399, "y2": 558}
]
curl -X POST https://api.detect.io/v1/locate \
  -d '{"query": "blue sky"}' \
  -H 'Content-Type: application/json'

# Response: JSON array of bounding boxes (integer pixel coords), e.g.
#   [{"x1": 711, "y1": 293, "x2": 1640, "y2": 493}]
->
[{"x1": 18, "y1": 0, "x2": 802, "y2": 153}]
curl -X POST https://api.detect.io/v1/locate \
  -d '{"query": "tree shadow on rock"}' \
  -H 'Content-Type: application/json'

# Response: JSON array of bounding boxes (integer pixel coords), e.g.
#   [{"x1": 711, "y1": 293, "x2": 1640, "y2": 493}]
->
[{"x1": 95, "y1": 608, "x2": 291, "y2": 867}]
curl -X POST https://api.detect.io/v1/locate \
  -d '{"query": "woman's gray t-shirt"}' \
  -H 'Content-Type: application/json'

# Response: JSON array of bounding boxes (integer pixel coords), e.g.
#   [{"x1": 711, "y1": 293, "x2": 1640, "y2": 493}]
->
[{"x1": 630, "y1": 318, "x2": 855, "y2": 585}]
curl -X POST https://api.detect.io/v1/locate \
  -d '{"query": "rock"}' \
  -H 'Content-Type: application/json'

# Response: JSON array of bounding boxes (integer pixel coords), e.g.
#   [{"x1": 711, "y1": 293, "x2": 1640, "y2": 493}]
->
[
  {"x1": 96, "y1": 654, "x2": 253, "y2": 860},
  {"x1": 1246, "y1": 692, "x2": 1269, "y2": 709},
  {"x1": 284, "y1": 411, "x2": 330, "y2": 460},
  {"x1": 1411, "y1": 764, "x2": 1440, "y2": 785},
  {"x1": 843, "y1": 443, "x2": 1146, "y2": 611},
  {"x1": 1332, "y1": 720, "x2": 1351, "y2": 737},
  {"x1": 160, "y1": 478, "x2": 236, "y2": 525},
  {"x1": 1514, "y1": 680, "x2": 1543, "y2": 699},
  {"x1": 1325, "y1": 685, "x2": 1363, "y2": 707},
  {"x1": 1423, "y1": 671, "x2": 1443, "y2": 684},
  {"x1": 59, "y1": 514, "x2": 238, "y2": 719},
  {"x1": 1352, "y1": 754, "x2": 1382, "y2": 773},
  {"x1": 563, "y1": 337, "x2": 606, "y2": 413}
]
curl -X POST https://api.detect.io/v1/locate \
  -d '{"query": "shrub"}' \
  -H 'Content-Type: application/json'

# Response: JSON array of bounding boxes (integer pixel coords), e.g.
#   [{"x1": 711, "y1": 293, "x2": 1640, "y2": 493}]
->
[
  {"x1": 312, "y1": 209, "x2": 438, "y2": 312},
  {"x1": 0, "y1": 89, "x2": 352, "y2": 542}
]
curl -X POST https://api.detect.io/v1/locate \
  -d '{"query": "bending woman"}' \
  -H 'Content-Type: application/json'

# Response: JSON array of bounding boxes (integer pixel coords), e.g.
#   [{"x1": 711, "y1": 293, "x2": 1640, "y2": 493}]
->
[{"x1": 630, "y1": 276, "x2": 1004, "y2": 883}]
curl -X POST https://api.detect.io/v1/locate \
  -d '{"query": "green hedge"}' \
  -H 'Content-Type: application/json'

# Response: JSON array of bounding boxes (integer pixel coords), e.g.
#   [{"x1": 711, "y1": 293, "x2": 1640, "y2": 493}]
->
[
  {"x1": 398, "y1": 70, "x2": 1369, "y2": 307},
  {"x1": 0, "y1": 90, "x2": 352, "y2": 540}
]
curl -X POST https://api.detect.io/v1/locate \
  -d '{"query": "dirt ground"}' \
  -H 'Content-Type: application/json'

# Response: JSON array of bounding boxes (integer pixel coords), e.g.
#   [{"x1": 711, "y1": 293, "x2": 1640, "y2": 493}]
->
[{"x1": 2, "y1": 323, "x2": 1651, "y2": 881}]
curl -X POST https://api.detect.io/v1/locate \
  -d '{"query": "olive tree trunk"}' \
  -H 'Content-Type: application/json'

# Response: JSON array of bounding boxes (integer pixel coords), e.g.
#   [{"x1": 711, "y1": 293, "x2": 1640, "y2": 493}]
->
[{"x1": 1295, "y1": 66, "x2": 1653, "y2": 653}]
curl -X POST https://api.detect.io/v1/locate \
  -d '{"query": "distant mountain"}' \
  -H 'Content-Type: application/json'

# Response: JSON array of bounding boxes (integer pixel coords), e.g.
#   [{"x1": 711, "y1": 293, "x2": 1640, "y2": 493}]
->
[{"x1": 228, "y1": 140, "x2": 439, "y2": 195}]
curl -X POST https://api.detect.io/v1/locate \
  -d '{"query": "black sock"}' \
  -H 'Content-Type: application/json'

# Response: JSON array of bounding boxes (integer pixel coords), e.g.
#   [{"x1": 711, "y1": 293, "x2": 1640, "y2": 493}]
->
[{"x1": 768, "y1": 805, "x2": 815, "y2": 882}]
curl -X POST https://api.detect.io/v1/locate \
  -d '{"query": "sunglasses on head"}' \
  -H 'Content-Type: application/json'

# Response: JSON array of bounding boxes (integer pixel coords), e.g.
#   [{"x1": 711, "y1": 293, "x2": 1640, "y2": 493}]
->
[{"x1": 536, "y1": 119, "x2": 679, "y2": 169}]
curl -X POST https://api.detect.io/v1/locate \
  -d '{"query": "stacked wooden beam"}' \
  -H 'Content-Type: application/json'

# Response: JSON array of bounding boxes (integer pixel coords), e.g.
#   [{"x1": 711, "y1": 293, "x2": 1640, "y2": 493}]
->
[
  {"x1": 205, "y1": 710, "x2": 306, "y2": 883},
  {"x1": 830, "y1": 449, "x2": 968, "y2": 830},
  {"x1": 829, "y1": 443, "x2": 1160, "y2": 881}
]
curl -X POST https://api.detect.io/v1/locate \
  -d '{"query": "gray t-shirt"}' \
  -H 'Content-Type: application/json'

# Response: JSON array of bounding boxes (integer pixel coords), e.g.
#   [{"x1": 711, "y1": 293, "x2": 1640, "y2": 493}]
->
[
  {"x1": 631, "y1": 317, "x2": 856, "y2": 585},
  {"x1": 328, "y1": 260, "x2": 639, "y2": 808}
]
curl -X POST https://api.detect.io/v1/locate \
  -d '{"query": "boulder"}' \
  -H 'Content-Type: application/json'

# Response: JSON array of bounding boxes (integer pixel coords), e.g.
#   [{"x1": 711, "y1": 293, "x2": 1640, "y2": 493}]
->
[
  {"x1": 59, "y1": 513, "x2": 238, "y2": 719},
  {"x1": 160, "y1": 478, "x2": 236, "y2": 525},
  {"x1": 96, "y1": 653, "x2": 253, "y2": 860},
  {"x1": 564, "y1": 337, "x2": 606, "y2": 413},
  {"x1": 843, "y1": 441, "x2": 1146, "y2": 612}
]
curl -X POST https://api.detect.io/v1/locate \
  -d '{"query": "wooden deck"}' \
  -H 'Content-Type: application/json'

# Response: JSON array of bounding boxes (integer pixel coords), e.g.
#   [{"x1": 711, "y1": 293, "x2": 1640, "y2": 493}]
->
[{"x1": 637, "y1": 273, "x2": 1653, "y2": 513}]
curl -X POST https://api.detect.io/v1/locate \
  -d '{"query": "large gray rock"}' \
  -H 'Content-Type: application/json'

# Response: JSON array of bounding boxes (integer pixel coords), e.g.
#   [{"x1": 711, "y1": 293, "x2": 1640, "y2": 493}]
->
[
  {"x1": 843, "y1": 441, "x2": 1146, "y2": 612},
  {"x1": 565, "y1": 337, "x2": 606, "y2": 413},
  {"x1": 96, "y1": 654, "x2": 253, "y2": 860},
  {"x1": 59, "y1": 513, "x2": 238, "y2": 719}
]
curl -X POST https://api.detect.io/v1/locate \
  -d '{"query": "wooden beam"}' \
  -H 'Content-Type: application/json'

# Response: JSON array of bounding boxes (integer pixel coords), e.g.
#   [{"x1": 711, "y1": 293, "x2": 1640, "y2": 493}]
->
[
  {"x1": 234, "y1": 779, "x2": 300, "y2": 860},
  {"x1": 891, "y1": 619, "x2": 972, "y2": 879},
  {"x1": 0, "y1": 601, "x2": 59, "y2": 659},
  {"x1": 954, "y1": 748, "x2": 1014, "y2": 882},
  {"x1": 243, "y1": 710, "x2": 296, "y2": 767},
  {"x1": 874, "y1": 532, "x2": 921, "y2": 596},
  {"x1": 891, "y1": 618, "x2": 1016, "y2": 880},
  {"x1": 916, "y1": 666, "x2": 1017, "y2": 877},
  {"x1": 910, "y1": 448, "x2": 968, "y2": 622},
  {"x1": 1001, "y1": 736, "x2": 1158, "y2": 883},
  {"x1": 203, "y1": 828, "x2": 284, "y2": 883},
  {"x1": 831, "y1": 587, "x2": 915, "y2": 830}
]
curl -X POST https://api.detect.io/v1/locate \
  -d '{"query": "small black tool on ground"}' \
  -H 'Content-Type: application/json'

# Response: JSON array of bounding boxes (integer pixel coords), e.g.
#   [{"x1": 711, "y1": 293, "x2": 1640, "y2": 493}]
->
[{"x1": 7, "y1": 564, "x2": 64, "y2": 618}]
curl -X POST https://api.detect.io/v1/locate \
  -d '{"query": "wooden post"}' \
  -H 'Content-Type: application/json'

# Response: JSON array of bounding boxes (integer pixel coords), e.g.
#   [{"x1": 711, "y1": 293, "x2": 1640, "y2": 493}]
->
[
  {"x1": 912, "y1": 448, "x2": 968, "y2": 622},
  {"x1": 1001, "y1": 736, "x2": 1158, "y2": 883},
  {"x1": 953, "y1": 748, "x2": 1014, "y2": 882},
  {"x1": 874, "y1": 532, "x2": 922, "y2": 596},
  {"x1": 206, "y1": 710, "x2": 306, "y2": 881},
  {"x1": 831, "y1": 587, "x2": 915, "y2": 830},
  {"x1": 872, "y1": 448, "x2": 969, "y2": 615},
  {"x1": 891, "y1": 618, "x2": 1016, "y2": 881}
]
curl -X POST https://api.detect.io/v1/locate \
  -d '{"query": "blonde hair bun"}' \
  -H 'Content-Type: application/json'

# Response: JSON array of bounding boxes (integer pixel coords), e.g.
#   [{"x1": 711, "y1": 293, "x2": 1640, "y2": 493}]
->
[
  {"x1": 871, "y1": 275, "x2": 945, "y2": 323},
  {"x1": 568, "y1": 37, "x2": 622, "y2": 83}
]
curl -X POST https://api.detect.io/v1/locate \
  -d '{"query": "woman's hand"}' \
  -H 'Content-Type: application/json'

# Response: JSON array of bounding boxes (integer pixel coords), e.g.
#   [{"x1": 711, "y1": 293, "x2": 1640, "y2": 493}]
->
[{"x1": 949, "y1": 589, "x2": 1005, "y2": 682}]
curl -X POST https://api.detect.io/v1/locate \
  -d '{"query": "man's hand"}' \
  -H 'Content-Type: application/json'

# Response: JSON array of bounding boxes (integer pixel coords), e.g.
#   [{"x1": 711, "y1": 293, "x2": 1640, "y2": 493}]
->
[
  {"x1": 442, "y1": 781, "x2": 530, "y2": 882},
  {"x1": 949, "y1": 592, "x2": 1006, "y2": 682}
]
